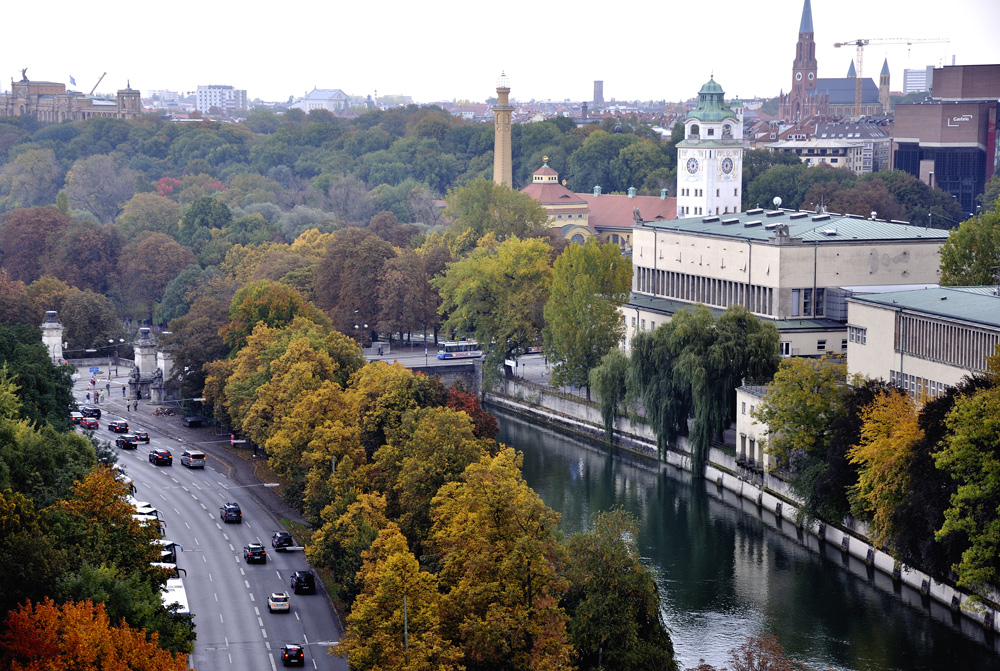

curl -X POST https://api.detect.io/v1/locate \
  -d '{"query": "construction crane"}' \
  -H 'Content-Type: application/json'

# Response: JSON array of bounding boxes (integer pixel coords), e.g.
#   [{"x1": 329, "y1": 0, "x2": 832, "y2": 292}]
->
[
  {"x1": 833, "y1": 38, "x2": 949, "y2": 117},
  {"x1": 89, "y1": 72, "x2": 107, "y2": 96}
]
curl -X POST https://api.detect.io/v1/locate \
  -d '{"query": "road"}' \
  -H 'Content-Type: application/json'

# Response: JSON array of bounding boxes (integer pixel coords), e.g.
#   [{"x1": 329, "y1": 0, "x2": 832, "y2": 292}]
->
[{"x1": 73, "y1": 365, "x2": 347, "y2": 671}]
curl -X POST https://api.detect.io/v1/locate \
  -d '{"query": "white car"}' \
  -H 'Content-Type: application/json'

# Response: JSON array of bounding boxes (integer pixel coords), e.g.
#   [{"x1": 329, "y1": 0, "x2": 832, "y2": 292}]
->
[{"x1": 267, "y1": 592, "x2": 290, "y2": 613}]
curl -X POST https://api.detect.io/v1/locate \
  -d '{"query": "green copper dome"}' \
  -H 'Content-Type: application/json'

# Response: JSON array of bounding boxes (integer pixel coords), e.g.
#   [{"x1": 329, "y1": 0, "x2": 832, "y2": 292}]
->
[{"x1": 686, "y1": 78, "x2": 738, "y2": 122}]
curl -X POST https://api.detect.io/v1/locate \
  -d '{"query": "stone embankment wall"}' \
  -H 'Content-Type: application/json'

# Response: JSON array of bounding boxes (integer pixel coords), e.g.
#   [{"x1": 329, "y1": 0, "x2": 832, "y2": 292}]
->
[{"x1": 486, "y1": 377, "x2": 1000, "y2": 636}]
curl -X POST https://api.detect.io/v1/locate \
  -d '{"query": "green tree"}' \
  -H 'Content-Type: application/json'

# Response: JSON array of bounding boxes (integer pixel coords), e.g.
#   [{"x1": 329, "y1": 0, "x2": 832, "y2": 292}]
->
[
  {"x1": 0, "y1": 148, "x2": 63, "y2": 211},
  {"x1": 162, "y1": 296, "x2": 231, "y2": 398},
  {"x1": 0, "y1": 325, "x2": 76, "y2": 431},
  {"x1": 938, "y1": 205, "x2": 1000, "y2": 286},
  {"x1": 589, "y1": 348, "x2": 633, "y2": 443},
  {"x1": 980, "y1": 174, "x2": 1000, "y2": 211},
  {"x1": 740, "y1": 149, "x2": 802, "y2": 203},
  {"x1": 934, "y1": 382, "x2": 1000, "y2": 599},
  {"x1": 442, "y1": 179, "x2": 549, "y2": 255},
  {"x1": 65, "y1": 154, "x2": 135, "y2": 223},
  {"x1": 177, "y1": 195, "x2": 232, "y2": 248},
  {"x1": 115, "y1": 193, "x2": 182, "y2": 241},
  {"x1": 566, "y1": 130, "x2": 639, "y2": 193},
  {"x1": 434, "y1": 236, "x2": 553, "y2": 389},
  {"x1": 59, "y1": 288, "x2": 125, "y2": 353},
  {"x1": 563, "y1": 509, "x2": 677, "y2": 671},
  {"x1": 0, "y1": 489, "x2": 63, "y2": 619},
  {"x1": 629, "y1": 326, "x2": 691, "y2": 457},
  {"x1": 542, "y1": 239, "x2": 632, "y2": 395},
  {"x1": 219, "y1": 280, "x2": 329, "y2": 351}
]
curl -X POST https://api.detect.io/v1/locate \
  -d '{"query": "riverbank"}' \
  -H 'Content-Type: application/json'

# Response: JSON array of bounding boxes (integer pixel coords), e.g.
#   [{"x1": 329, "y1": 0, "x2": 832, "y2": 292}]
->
[{"x1": 485, "y1": 375, "x2": 1000, "y2": 636}]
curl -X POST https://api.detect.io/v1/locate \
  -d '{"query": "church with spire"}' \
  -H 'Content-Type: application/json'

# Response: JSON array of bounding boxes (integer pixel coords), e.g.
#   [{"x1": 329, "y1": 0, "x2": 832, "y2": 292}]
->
[{"x1": 777, "y1": 0, "x2": 889, "y2": 120}]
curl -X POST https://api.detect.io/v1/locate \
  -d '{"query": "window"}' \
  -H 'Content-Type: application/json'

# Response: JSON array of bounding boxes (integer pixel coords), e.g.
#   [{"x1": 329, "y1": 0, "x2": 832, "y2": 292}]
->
[
  {"x1": 803, "y1": 289, "x2": 812, "y2": 315},
  {"x1": 815, "y1": 288, "x2": 825, "y2": 316},
  {"x1": 631, "y1": 316, "x2": 636, "y2": 327},
  {"x1": 641, "y1": 319, "x2": 646, "y2": 330},
  {"x1": 780, "y1": 341, "x2": 791, "y2": 356},
  {"x1": 841, "y1": 339, "x2": 848, "y2": 351},
  {"x1": 791, "y1": 289, "x2": 800, "y2": 317},
  {"x1": 650, "y1": 321, "x2": 655, "y2": 330},
  {"x1": 716, "y1": 189, "x2": 720, "y2": 197},
  {"x1": 741, "y1": 402, "x2": 746, "y2": 415},
  {"x1": 848, "y1": 326, "x2": 867, "y2": 344},
  {"x1": 817, "y1": 339, "x2": 827, "y2": 352}
]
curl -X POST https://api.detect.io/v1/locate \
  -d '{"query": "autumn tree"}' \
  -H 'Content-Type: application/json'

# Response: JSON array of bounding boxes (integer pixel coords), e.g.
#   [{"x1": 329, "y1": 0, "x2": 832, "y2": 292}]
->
[
  {"x1": 308, "y1": 493, "x2": 390, "y2": 604},
  {"x1": 430, "y1": 448, "x2": 572, "y2": 671},
  {"x1": 115, "y1": 233, "x2": 197, "y2": 320},
  {"x1": 0, "y1": 598, "x2": 188, "y2": 671},
  {"x1": 59, "y1": 288, "x2": 125, "y2": 352},
  {"x1": 115, "y1": 193, "x2": 182, "y2": 241},
  {"x1": 65, "y1": 154, "x2": 135, "y2": 223},
  {"x1": 847, "y1": 388, "x2": 923, "y2": 547},
  {"x1": 162, "y1": 296, "x2": 231, "y2": 398},
  {"x1": 939, "y1": 204, "x2": 1000, "y2": 286},
  {"x1": 0, "y1": 270, "x2": 41, "y2": 326},
  {"x1": 0, "y1": 206, "x2": 71, "y2": 284},
  {"x1": 563, "y1": 509, "x2": 677, "y2": 671},
  {"x1": 219, "y1": 279, "x2": 330, "y2": 351},
  {"x1": 43, "y1": 220, "x2": 123, "y2": 294},
  {"x1": 443, "y1": 179, "x2": 549, "y2": 255},
  {"x1": 434, "y1": 235, "x2": 553, "y2": 388},
  {"x1": 377, "y1": 247, "x2": 435, "y2": 342},
  {"x1": 339, "y1": 525, "x2": 463, "y2": 671},
  {"x1": 542, "y1": 238, "x2": 632, "y2": 395}
]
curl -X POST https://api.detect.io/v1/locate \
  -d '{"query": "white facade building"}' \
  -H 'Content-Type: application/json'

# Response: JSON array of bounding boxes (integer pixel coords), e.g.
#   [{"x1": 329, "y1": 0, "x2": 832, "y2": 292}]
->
[
  {"x1": 288, "y1": 88, "x2": 351, "y2": 113},
  {"x1": 196, "y1": 85, "x2": 248, "y2": 114}
]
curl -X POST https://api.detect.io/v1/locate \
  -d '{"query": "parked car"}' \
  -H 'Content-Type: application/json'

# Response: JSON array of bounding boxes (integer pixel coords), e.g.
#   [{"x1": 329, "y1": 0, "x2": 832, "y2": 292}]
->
[
  {"x1": 148, "y1": 449, "x2": 172, "y2": 466},
  {"x1": 280, "y1": 644, "x2": 304, "y2": 667},
  {"x1": 134, "y1": 430, "x2": 150, "y2": 442},
  {"x1": 220, "y1": 502, "x2": 242, "y2": 523},
  {"x1": 243, "y1": 543, "x2": 267, "y2": 564},
  {"x1": 70, "y1": 411, "x2": 84, "y2": 424},
  {"x1": 267, "y1": 592, "x2": 290, "y2": 613},
  {"x1": 108, "y1": 420, "x2": 129, "y2": 433},
  {"x1": 181, "y1": 450, "x2": 205, "y2": 468},
  {"x1": 116, "y1": 435, "x2": 139, "y2": 449},
  {"x1": 81, "y1": 406, "x2": 101, "y2": 419},
  {"x1": 289, "y1": 570, "x2": 315, "y2": 594},
  {"x1": 272, "y1": 531, "x2": 294, "y2": 549},
  {"x1": 80, "y1": 417, "x2": 99, "y2": 429}
]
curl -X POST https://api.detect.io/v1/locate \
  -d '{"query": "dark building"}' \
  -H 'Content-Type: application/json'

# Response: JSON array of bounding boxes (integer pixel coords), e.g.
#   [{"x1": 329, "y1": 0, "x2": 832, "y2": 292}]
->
[{"x1": 891, "y1": 64, "x2": 1000, "y2": 216}]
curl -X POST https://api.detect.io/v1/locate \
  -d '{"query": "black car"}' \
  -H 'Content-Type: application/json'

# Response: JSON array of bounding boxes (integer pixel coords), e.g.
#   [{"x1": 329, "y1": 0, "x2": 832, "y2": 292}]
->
[
  {"x1": 272, "y1": 531, "x2": 294, "y2": 550},
  {"x1": 108, "y1": 420, "x2": 129, "y2": 433},
  {"x1": 289, "y1": 570, "x2": 315, "y2": 594},
  {"x1": 280, "y1": 644, "x2": 304, "y2": 667},
  {"x1": 134, "y1": 430, "x2": 150, "y2": 442},
  {"x1": 220, "y1": 503, "x2": 242, "y2": 523},
  {"x1": 244, "y1": 543, "x2": 267, "y2": 564},
  {"x1": 81, "y1": 406, "x2": 102, "y2": 419},
  {"x1": 148, "y1": 449, "x2": 172, "y2": 465},
  {"x1": 116, "y1": 434, "x2": 139, "y2": 449}
]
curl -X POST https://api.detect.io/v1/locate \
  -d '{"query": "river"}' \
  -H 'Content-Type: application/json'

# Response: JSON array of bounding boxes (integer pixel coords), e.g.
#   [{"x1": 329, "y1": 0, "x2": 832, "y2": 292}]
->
[{"x1": 494, "y1": 408, "x2": 1000, "y2": 671}]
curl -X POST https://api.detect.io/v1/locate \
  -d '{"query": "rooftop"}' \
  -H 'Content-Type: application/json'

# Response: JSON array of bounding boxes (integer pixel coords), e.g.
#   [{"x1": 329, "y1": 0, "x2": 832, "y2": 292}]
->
[{"x1": 847, "y1": 286, "x2": 1000, "y2": 329}]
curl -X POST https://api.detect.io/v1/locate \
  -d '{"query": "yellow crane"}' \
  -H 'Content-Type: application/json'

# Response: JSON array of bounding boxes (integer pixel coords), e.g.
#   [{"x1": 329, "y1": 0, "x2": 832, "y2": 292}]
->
[{"x1": 833, "y1": 37, "x2": 949, "y2": 117}]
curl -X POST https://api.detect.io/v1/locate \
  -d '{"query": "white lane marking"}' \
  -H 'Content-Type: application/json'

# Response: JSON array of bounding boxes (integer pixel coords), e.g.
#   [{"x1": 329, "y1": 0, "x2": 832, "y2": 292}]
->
[
  {"x1": 229, "y1": 653, "x2": 232, "y2": 664},
  {"x1": 257, "y1": 617, "x2": 264, "y2": 627},
  {"x1": 245, "y1": 580, "x2": 251, "y2": 589},
  {"x1": 194, "y1": 537, "x2": 200, "y2": 546},
  {"x1": 169, "y1": 477, "x2": 178, "y2": 483},
  {"x1": 214, "y1": 593, "x2": 218, "y2": 601},
  {"x1": 202, "y1": 555, "x2": 207, "y2": 563},
  {"x1": 294, "y1": 612, "x2": 300, "y2": 621},
  {"x1": 303, "y1": 634, "x2": 309, "y2": 645},
  {"x1": 254, "y1": 607, "x2": 260, "y2": 615},
  {"x1": 208, "y1": 574, "x2": 213, "y2": 582},
  {"x1": 229, "y1": 544, "x2": 234, "y2": 552},
  {"x1": 240, "y1": 568, "x2": 245, "y2": 576},
  {"x1": 173, "y1": 508, "x2": 180, "y2": 515},
  {"x1": 181, "y1": 486, "x2": 189, "y2": 492},
  {"x1": 261, "y1": 628, "x2": 267, "y2": 639},
  {"x1": 269, "y1": 654, "x2": 277, "y2": 671},
  {"x1": 199, "y1": 503, "x2": 206, "y2": 510},
  {"x1": 249, "y1": 593, "x2": 255, "y2": 602},
  {"x1": 312, "y1": 660, "x2": 317, "y2": 669},
  {"x1": 219, "y1": 613, "x2": 224, "y2": 623},
  {"x1": 184, "y1": 522, "x2": 190, "y2": 529},
  {"x1": 223, "y1": 534, "x2": 229, "y2": 541},
  {"x1": 191, "y1": 495, "x2": 199, "y2": 501},
  {"x1": 159, "y1": 494, "x2": 168, "y2": 501},
  {"x1": 275, "y1": 571, "x2": 282, "y2": 579}
]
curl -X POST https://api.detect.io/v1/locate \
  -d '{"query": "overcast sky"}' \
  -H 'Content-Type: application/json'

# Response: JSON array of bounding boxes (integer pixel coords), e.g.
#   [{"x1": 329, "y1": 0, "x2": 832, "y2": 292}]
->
[{"x1": 4, "y1": 0, "x2": 999, "y2": 105}]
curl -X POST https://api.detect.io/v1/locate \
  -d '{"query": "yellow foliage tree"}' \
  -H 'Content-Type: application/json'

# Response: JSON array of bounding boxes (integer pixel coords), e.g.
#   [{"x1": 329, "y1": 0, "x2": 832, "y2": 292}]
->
[{"x1": 848, "y1": 389, "x2": 923, "y2": 547}]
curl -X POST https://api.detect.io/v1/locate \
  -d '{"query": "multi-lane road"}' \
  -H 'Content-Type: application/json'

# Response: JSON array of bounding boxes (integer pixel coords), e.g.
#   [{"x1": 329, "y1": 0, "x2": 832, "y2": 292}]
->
[{"x1": 73, "y1": 368, "x2": 347, "y2": 671}]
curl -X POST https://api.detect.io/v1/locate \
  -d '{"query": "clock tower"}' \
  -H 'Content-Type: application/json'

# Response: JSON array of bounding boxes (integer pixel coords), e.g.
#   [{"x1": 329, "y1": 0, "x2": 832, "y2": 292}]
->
[{"x1": 676, "y1": 78, "x2": 743, "y2": 218}]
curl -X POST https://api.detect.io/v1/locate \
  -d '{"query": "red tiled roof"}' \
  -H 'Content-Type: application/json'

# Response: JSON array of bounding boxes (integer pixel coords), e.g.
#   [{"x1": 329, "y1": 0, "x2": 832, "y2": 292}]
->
[
  {"x1": 534, "y1": 165, "x2": 558, "y2": 176},
  {"x1": 520, "y1": 183, "x2": 587, "y2": 207},
  {"x1": 580, "y1": 194, "x2": 676, "y2": 231}
]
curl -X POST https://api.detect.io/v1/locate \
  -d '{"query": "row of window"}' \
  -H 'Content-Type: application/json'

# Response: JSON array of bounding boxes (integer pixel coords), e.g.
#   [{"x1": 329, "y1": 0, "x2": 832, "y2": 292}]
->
[
  {"x1": 889, "y1": 370, "x2": 947, "y2": 399},
  {"x1": 631, "y1": 316, "x2": 657, "y2": 331},
  {"x1": 848, "y1": 326, "x2": 867, "y2": 344},
  {"x1": 789, "y1": 288, "x2": 826, "y2": 318},
  {"x1": 897, "y1": 314, "x2": 999, "y2": 372},
  {"x1": 635, "y1": 266, "x2": 775, "y2": 316}
]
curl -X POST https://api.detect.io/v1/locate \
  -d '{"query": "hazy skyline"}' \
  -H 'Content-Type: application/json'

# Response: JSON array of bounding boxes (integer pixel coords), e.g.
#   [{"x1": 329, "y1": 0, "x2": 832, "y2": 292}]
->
[{"x1": 4, "y1": 0, "x2": 999, "y2": 105}]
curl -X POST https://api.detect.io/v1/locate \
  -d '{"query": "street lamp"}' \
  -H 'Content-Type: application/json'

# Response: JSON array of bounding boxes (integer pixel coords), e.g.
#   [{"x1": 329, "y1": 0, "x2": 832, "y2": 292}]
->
[{"x1": 354, "y1": 323, "x2": 369, "y2": 348}]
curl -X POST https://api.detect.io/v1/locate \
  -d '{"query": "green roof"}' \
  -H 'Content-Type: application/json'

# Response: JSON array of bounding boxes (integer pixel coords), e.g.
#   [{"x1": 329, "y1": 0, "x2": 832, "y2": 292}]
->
[
  {"x1": 847, "y1": 286, "x2": 1000, "y2": 329},
  {"x1": 799, "y1": 0, "x2": 813, "y2": 33},
  {"x1": 686, "y1": 78, "x2": 738, "y2": 123}
]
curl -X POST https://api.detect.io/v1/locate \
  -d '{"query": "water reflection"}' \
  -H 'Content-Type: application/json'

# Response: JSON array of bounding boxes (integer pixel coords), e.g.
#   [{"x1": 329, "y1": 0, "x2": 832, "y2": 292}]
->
[{"x1": 495, "y1": 407, "x2": 1000, "y2": 671}]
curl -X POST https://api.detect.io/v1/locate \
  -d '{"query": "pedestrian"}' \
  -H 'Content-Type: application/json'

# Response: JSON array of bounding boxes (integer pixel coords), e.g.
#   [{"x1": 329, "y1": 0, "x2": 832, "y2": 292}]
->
[
  {"x1": 106, "y1": 382, "x2": 110, "y2": 394},
  {"x1": 133, "y1": 399, "x2": 138, "y2": 412},
  {"x1": 122, "y1": 385, "x2": 126, "y2": 397},
  {"x1": 86, "y1": 392, "x2": 90, "y2": 402}
]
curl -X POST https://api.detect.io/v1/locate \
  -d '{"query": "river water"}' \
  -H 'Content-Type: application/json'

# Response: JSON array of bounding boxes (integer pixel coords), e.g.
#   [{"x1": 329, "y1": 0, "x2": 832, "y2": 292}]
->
[{"x1": 494, "y1": 408, "x2": 1000, "y2": 671}]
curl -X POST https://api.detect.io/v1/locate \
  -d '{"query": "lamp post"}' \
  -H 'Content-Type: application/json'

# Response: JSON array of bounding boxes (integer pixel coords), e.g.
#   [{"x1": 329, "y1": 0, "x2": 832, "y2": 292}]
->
[{"x1": 354, "y1": 323, "x2": 369, "y2": 349}]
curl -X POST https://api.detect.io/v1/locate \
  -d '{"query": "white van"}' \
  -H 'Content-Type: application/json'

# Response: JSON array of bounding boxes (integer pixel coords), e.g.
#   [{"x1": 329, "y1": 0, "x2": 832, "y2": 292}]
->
[{"x1": 181, "y1": 450, "x2": 206, "y2": 468}]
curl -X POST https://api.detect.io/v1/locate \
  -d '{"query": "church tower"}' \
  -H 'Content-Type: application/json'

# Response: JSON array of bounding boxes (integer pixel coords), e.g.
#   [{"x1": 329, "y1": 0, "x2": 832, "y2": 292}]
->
[
  {"x1": 778, "y1": 0, "x2": 825, "y2": 121},
  {"x1": 676, "y1": 78, "x2": 743, "y2": 218},
  {"x1": 492, "y1": 72, "x2": 514, "y2": 188},
  {"x1": 879, "y1": 58, "x2": 891, "y2": 114}
]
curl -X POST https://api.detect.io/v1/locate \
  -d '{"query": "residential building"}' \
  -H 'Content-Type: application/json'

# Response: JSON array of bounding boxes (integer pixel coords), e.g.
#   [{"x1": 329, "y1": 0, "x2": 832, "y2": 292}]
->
[
  {"x1": 847, "y1": 285, "x2": 1000, "y2": 396},
  {"x1": 814, "y1": 120, "x2": 892, "y2": 172},
  {"x1": 195, "y1": 85, "x2": 247, "y2": 114},
  {"x1": 903, "y1": 66, "x2": 935, "y2": 94},
  {"x1": 891, "y1": 63, "x2": 1000, "y2": 215},
  {"x1": 765, "y1": 138, "x2": 866, "y2": 173}
]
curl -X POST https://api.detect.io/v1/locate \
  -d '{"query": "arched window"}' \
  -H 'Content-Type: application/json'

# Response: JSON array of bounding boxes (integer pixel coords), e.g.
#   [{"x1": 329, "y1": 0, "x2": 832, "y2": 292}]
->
[
  {"x1": 689, "y1": 124, "x2": 700, "y2": 139},
  {"x1": 571, "y1": 234, "x2": 585, "y2": 245}
]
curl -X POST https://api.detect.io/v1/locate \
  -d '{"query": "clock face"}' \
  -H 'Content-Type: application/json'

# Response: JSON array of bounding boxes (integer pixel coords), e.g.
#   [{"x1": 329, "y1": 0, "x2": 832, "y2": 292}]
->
[
  {"x1": 808, "y1": 72, "x2": 815, "y2": 81},
  {"x1": 721, "y1": 158, "x2": 734, "y2": 175},
  {"x1": 686, "y1": 157, "x2": 699, "y2": 174},
  {"x1": 795, "y1": 72, "x2": 803, "y2": 81}
]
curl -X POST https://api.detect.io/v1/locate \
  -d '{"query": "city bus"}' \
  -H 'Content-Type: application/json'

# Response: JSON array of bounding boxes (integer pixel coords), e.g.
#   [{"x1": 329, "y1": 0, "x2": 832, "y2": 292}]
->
[{"x1": 436, "y1": 340, "x2": 484, "y2": 359}]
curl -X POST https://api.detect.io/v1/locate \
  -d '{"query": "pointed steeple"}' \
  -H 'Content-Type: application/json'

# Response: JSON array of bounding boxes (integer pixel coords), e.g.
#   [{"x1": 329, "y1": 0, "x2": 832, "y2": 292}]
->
[
  {"x1": 799, "y1": 0, "x2": 814, "y2": 33},
  {"x1": 847, "y1": 60, "x2": 857, "y2": 77},
  {"x1": 880, "y1": 58, "x2": 890, "y2": 76}
]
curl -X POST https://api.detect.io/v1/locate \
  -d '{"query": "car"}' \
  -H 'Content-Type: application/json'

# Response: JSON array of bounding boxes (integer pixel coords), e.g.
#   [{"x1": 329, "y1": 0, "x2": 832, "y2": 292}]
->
[
  {"x1": 134, "y1": 430, "x2": 150, "y2": 442},
  {"x1": 70, "y1": 411, "x2": 84, "y2": 424},
  {"x1": 272, "y1": 531, "x2": 294, "y2": 549},
  {"x1": 81, "y1": 406, "x2": 101, "y2": 419},
  {"x1": 289, "y1": 570, "x2": 315, "y2": 594},
  {"x1": 80, "y1": 417, "x2": 99, "y2": 430},
  {"x1": 181, "y1": 450, "x2": 205, "y2": 468},
  {"x1": 267, "y1": 592, "x2": 290, "y2": 613},
  {"x1": 116, "y1": 435, "x2": 139, "y2": 449},
  {"x1": 280, "y1": 644, "x2": 304, "y2": 667},
  {"x1": 148, "y1": 449, "x2": 172, "y2": 466},
  {"x1": 243, "y1": 543, "x2": 267, "y2": 564},
  {"x1": 220, "y1": 502, "x2": 242, "y2": 523},
  {"x1": 108, "y1": 420, "x2": 129, "y2": 433}
]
